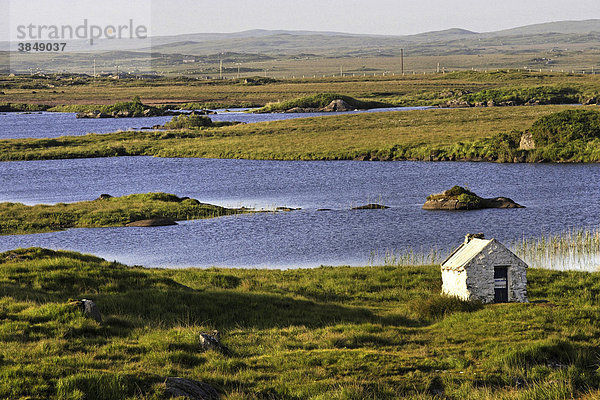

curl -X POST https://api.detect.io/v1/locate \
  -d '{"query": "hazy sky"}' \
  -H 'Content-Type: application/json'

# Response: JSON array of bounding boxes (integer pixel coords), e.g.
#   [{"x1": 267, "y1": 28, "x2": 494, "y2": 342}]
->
[{"x1": 2, "y1": 0, "x2": 600, "y2": 39}]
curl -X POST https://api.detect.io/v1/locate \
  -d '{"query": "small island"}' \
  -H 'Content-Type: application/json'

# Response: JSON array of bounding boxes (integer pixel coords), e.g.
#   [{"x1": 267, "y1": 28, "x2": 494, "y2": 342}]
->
[
  {"x1": 423, "y1": 186, "x2": 524, "y2": 210},
  {"x1": 0, "y1": 193, "x2": 252, "y2": 235}
]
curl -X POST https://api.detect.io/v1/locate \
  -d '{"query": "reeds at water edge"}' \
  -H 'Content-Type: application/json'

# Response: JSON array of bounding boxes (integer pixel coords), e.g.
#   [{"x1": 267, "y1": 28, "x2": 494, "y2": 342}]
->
[{"x1": 370, "y1": 227, "x2": 600, "y2": 271}]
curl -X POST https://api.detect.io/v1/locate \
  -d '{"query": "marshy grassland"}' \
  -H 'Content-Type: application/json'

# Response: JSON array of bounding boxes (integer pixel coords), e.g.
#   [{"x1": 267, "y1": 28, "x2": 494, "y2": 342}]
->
[
  {"x1": 1, "y1": 104, "x2": 596, "y2": 163},
  {"x1": 0, "y1": 193, "x2": 249, "y2": 235},
  {"x1": 2, "y1": 247, "x2": 600, "y2": 399},
  {"x1": 3, "y1": 70, "x2": 600, "y2": 108}
]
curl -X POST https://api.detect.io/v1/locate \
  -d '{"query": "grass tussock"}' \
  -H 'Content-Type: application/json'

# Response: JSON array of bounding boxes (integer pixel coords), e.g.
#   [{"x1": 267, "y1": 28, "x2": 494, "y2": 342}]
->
[
  {"x1": 1, "y1": 248, "x2": 600, "y2": 398},
  {"x1": 412, "y1": 294, "x2": 484, "y2": 320},
  {"x1": 0, "y1": 192, "x2": 249, "y2": 235}
]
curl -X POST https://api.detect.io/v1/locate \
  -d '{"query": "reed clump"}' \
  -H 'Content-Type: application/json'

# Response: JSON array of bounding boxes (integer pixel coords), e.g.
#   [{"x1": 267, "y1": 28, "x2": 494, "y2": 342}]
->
[{"x1": 511, "y1": 227, "x2": 600, "y2": 270}]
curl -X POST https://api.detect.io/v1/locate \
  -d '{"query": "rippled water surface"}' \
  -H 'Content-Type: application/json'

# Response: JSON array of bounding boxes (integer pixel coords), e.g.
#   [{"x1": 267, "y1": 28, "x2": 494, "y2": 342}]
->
[{"x1": 0, "y1": 157, "x2": 598, "y2": 269}]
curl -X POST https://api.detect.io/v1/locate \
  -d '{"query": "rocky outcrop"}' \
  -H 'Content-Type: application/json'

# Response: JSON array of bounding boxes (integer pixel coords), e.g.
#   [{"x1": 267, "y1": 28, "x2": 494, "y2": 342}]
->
[
  {"x1": 351, "y1": 204, "x2": 390, "y2": 210},
  {"x1": 423, "y1": 186, "x2": 524, "y2": 210},
  {"x1": 441, "y1": 99, "x2": 471, "y2": 108},
  {"x1": 164, "y1": 377, "x2": 219, "y2": 400},
  {"x1": 423, "y1": 197, "x2": 524, "y2": 210},
  {"x1": 126, "y1": 217, "x2": 178, "y2": 227}
]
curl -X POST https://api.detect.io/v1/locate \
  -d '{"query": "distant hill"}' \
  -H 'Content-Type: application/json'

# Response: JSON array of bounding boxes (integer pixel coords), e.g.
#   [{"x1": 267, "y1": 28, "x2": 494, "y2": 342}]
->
[
  {"x1": 491, "y1": 19, "x2": 600, "y2": 36},
  {"x1": 146, "y1": 20, "x2": 600, "y2": 57}
]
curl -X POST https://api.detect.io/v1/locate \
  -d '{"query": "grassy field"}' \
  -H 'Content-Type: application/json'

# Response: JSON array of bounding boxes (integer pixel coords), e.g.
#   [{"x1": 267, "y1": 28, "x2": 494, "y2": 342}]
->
[
  {"x1": 1, "y1": 247, "x2": 600, "y2": 399},
  {"x1": 2, "y1": 70, "x2": 600, "y2": 108},
  {"x1": 0, "y1": 193, "x2": 249, "y2": 236},
  {"x1": 2, "y1": 104, "x2": 599, "y2": 163}
]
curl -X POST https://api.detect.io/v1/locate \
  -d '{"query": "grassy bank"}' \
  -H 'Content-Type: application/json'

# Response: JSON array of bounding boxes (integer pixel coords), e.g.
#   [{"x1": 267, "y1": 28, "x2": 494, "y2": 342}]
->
[
  {"x1": 0, "y1": 193, "x2": 249, "y2": 235},
  {"x1": 255, "y1": 93, "x2": 391, "y2": 112},
  {"x1": 2, "y1": 104, "x2": 599, "y2": 163},
  {"x1": 2, "y1": 248, "x2": 600, "y2": 399}
]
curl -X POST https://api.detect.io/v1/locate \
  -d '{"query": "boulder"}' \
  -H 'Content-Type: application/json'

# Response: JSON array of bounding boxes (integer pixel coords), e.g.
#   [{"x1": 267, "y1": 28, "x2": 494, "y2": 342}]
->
[
  {"x1": 70, "y1": 299, "x2": 102, "y2": 323},
  {"x1": 98, "y1": 194, "x2": 113, "y2": 200},
  {"x1": 164, "y1": 377, "x2": 219, "y2": 400},
  {"x1": 199, "y1": 331, "x2": 231, "y2": 355},
  {"x1": 126, "y1": 217, "x2": 177, "y2": 227},
  {"x1": 519, "y1": 132, "x2": 536, "y2": 150},
  {"x1": 321, "y1": 99, "x2": 354, "y2": 112}
]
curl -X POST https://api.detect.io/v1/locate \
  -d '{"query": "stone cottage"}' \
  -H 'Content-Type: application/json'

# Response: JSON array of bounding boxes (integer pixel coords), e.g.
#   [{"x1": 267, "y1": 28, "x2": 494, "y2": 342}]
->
[{"x1": 441, "y1": 234, "x2": 528, "y2": 303}]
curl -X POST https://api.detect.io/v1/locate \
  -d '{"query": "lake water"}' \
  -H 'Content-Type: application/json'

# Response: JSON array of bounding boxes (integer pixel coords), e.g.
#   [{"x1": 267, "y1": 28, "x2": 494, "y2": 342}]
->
[
  {"x1": 0, "y1": 157, "x2": 598, "y2": 269},
  {"x1": 0, "y1": 107, "x2": 429, "y2": 139}
]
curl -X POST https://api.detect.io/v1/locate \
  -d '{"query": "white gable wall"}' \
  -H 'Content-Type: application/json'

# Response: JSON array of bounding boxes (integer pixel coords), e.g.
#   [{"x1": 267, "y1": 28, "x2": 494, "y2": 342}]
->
[{"x1": 441, "y1": 269, "x2": 469, "y2": 300}]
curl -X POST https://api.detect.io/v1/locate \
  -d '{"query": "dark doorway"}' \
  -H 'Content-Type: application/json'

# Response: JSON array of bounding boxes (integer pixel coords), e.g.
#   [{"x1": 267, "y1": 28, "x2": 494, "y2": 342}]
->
[{"x1": 494, "y1": 266, "x2": 509, "y2": 303}]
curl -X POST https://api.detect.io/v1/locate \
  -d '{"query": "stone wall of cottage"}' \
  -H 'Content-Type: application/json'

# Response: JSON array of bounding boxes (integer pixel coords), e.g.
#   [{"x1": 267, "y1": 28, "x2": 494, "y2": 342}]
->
[{"x1": 463, "y1": 240, "x2": 528, "y2": 303}]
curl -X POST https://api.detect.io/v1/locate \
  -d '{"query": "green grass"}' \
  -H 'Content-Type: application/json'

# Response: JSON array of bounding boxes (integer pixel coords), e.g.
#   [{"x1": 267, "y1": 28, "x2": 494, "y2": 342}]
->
[
  {"x1": 2, "y1": 247, "x2": 600, "y2": 399},
  {"x1": 2, "y1": 104, "x2": 597, "y2": 163},
  {"x1": 48, "y1": 96, "x2": 162, "y2": 117},
  {"x1": 0, "y1": 193, "x2": 249, "y2": 235}
]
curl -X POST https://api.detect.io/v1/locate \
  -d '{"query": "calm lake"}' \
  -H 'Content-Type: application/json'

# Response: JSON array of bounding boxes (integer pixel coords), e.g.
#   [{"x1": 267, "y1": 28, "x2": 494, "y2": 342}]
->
[
  {"x1": 0, "y1": 157, "x2": 598, "y2": 269},
  {"x1": 0, "y1": 107, "x2": 428, "y2": 139}
]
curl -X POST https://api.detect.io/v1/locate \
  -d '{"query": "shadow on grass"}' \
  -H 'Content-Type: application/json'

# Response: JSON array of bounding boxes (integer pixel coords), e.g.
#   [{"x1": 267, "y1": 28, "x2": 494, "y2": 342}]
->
[{"x1": 0, "y1": 248, "x2": 425, "y2": 333}]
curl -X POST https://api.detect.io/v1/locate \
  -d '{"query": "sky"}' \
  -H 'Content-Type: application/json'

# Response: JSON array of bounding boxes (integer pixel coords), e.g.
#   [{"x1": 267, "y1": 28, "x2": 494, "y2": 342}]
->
[{"x1": 2, "y1": 0, "x2": 600, "y2": 40}]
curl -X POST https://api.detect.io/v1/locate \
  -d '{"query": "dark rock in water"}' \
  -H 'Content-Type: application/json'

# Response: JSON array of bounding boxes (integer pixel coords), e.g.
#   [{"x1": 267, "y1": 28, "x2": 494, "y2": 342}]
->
[
  {"x1": 276, "y1": 206, "x2": 301, "y2": 212},
  {"x1": 164, "y1": 377, "x2": 219, "y2": 400},
  {"x1": 98, "y1": 194, "x2": 113, "y2": 200},
  {"x1": 316, "y1": 208, "x2": 332, "y2": 212},
  {"x1": 481, "y1": 197, "x2": 525, "y2": 209},
  {"x1": 284, "y1": 107, "x2": 312, "y2": 113},
  {"x1": 351, "y1": 204, "x2": 390, "y2": 210},
  {"x1": 70, "y1": 299, "x2": 102, "y2": 323},
  {"x1": 199, "y1": 331, "x2": 231, "y2": 355},
  {"x1": 126, "y1": 217, "x2": 177, "y2": 227}
]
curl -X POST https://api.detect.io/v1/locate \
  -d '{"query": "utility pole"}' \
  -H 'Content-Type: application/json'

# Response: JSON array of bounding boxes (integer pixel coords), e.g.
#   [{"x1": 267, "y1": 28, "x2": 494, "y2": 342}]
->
[
  {"x1": 340, "y1": 65, "x2": 343, "y2": 77},
  {"x1": 237, "y1": 63, "x2": 240, "y2": 79},
  {"x1": 93, "y1": 59, "x2": 96, "y2": 78},
  {"x1": 401, "y1": 48, "x2": 404, "y2": 76},
  {"x1": 219, "y1": 59, "x2": 223, "y2": 80}
]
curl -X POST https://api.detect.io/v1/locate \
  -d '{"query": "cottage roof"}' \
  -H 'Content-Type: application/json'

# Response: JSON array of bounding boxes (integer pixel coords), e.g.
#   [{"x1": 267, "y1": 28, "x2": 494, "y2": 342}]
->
[{"x1": 441, "y1": 238, "x2": 493, "y2": 271}]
